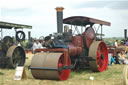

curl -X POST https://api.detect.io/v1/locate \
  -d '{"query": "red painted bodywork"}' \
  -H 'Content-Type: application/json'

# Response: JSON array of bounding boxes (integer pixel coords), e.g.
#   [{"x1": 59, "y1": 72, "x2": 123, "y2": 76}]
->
[
  {"x1": 36, "y1": 35, "x2": 84, "y2": 57},
  {"x1": 67, "y1": 36, "x2": 83, "y2": 56}
]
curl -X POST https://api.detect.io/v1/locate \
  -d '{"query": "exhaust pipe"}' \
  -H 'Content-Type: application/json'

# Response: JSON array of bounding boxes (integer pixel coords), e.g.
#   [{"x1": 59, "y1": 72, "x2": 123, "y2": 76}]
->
[
  {"x1": 55, "y1": 7, "x2": 64, "y2": 33},
  {"x1": 124, "y1": 29, "x2": 127, "y2": 40}
]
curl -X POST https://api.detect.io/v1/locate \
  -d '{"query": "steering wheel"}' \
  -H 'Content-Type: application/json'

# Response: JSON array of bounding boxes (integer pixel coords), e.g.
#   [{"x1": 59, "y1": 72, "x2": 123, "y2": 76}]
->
[{"x1": 16, "y1": 31, "x2": 25, "y2": 42}]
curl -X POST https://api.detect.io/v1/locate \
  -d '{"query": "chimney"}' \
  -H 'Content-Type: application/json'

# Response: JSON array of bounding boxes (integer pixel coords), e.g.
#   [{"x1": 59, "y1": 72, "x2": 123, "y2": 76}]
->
[
  {"x1": 28, "y1": 31, "x2": 31, "y2": 41},
  {"x1": 124, "y1": 29, "x2": 127, "y2": 40},
  {"x1": 55, "y1": 7, "x2": 64, "y2": 33}
]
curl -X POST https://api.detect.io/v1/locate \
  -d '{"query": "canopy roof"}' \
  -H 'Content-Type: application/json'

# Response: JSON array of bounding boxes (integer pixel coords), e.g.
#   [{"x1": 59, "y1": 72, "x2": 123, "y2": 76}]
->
[
  {"x1": 63, "y1": 16, "x2": 111, "y2": 26},
  {"x1": 0, "y1": 21, "x2": 32, "y2": 29}
]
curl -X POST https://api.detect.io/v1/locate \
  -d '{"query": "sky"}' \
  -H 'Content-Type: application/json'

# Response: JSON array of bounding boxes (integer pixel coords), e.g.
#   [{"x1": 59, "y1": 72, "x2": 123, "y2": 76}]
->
[{"x1": 0, "y1": 0, "x2": 128, "y2": 38}]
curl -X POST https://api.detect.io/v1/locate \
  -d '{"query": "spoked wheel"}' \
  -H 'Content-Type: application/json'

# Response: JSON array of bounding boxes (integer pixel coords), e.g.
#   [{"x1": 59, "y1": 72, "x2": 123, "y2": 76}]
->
[
  {"x1": 6, "y1": 45, "x2": 26, "y2": 68},
  {"x1": 89, "y1": 41, "x2": 108, "y2": 72},
  {"x1": 31, "y1": 52, "x2": 71, "y2": 80}
]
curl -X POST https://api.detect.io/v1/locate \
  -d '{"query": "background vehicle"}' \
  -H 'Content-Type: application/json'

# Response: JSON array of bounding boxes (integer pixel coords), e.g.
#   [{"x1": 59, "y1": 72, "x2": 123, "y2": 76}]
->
[{"x1": 0, "y1": 21, "x2": 32, "y2": 68}]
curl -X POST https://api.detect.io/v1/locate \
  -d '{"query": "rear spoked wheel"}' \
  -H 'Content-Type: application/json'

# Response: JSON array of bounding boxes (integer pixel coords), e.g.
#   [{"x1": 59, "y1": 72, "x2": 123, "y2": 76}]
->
[
  {"x1": 6, "y1": 45, "x2": 26, "y2": 68},
  {"x1": 89, "y1": 41, "x2": 108, "y2": 72}
]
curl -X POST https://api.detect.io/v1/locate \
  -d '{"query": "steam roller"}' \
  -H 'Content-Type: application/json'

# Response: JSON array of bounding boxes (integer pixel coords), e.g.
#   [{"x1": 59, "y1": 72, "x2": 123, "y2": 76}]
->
[
  {"x1": 0, "y1": 37, "x2": 26, "y2": 68},
  {"x1": 0, "y1": 21, "x2": 32, "y2": 68},
  {"x1": 30, "y1": 7, "x2": 111, "y2": 80}
]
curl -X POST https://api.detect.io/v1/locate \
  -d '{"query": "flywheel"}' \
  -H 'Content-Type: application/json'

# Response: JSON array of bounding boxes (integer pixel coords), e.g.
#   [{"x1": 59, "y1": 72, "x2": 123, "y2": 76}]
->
[
  {"x1": 2, "y1": 36, "x2": 14, "y2": 52},
  {"x1": 31, "y1": 52, "x2": 71, "y2": 80},
  {"x1": 89, "y1": 41, "x2": 108, "y2": 72}
]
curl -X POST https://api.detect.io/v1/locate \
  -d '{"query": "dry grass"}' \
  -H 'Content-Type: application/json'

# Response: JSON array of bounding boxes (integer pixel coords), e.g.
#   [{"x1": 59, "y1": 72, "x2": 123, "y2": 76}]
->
[{"x1": 0, "y1": 53, "x2": 125, "y2": 85}]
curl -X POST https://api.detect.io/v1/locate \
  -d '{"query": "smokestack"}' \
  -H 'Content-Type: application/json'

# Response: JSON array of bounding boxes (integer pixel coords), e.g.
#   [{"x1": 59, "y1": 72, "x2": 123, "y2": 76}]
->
[
  {"x1": 124, "y1": 29, "x2": 127, "y2": 39},
  {"x1": 55, "y1": 7, "x2": 64, "y2": 33},
  {"x1": 28, "y1": 31, "x2": 31, "y2": 41}
]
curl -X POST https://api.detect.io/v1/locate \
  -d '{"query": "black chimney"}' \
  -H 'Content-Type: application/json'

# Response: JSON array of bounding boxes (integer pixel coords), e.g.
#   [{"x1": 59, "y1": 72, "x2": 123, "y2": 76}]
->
[
  {"x1": 55, "y1": 7, "x2": 64, "y2": 33},
  {"x1": 124, "y1": 29, "x2": 127, "y2": 40},
  {"x1": 28, "y1": 31, "x2": 31, "y2": 41}
]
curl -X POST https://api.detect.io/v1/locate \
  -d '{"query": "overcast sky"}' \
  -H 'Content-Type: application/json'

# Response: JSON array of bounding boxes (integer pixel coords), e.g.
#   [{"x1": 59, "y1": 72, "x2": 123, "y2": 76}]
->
[{"x1": 0, "y1": 0, "x2": 128, "y2": 38}]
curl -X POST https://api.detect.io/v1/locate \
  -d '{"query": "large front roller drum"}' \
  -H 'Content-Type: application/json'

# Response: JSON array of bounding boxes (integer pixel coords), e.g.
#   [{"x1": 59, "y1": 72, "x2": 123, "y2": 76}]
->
[
  {"x1": 31, "y1": 52, "x2": 71, "y2": 80},
  {"x1": 6, "y1": 45, "x2": 26, "y2": 68},
  {"x1": 89, "y1": 41, "x2": 108, "y2": 72}
]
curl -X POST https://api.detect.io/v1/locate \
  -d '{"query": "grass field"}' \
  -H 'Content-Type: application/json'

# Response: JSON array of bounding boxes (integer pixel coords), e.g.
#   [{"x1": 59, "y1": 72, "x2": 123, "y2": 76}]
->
[{"x1": 0, "y1": 53, "x2": 125, "y2": 85}]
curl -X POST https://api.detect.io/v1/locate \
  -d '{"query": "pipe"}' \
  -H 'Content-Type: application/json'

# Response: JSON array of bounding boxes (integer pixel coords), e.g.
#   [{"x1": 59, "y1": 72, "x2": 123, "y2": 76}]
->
[
  {"x1": 124, "y1": 29, "x2": 127, "y2": 40},
  {"x1": 55, "y1": 7, "x2": 64, "y2": 33}
]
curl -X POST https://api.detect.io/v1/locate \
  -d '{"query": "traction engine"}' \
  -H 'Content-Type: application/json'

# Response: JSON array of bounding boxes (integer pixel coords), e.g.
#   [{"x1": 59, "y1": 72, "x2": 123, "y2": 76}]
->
[
  {"x1": 30, "y1": 7, "x2": 111, "y2": 80},
  {"x1": 0, "y1": 21, "x2": 32, "y2": 68}
]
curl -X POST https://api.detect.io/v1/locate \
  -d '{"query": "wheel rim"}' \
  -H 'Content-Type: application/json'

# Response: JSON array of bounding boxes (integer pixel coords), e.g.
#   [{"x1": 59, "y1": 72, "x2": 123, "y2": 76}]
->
[
  {"x1": 58, "y1": 54, "x2": 71, "y2": 80},
  {"x1": 89, "y1": 41, "x2": 108, "y2": 72}
]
